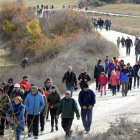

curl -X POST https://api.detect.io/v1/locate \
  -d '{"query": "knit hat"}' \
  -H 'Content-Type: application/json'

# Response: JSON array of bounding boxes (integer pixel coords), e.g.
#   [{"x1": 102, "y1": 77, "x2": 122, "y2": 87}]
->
[
  {"x1": 8, "y1": 78, "x2": 13, "y2": 83},
  {"x1": 31, "y1": 86, "x2": 38, "y2": 91},
  {"x1": 14, "y1": 84, "x2": 20, "y2": 88},
  {"x1": 83, "y1": 83, "x2": 89, "y2": 88},
  {"x1": 51, "y1": 85, "x2": 56, "y2": 89}
]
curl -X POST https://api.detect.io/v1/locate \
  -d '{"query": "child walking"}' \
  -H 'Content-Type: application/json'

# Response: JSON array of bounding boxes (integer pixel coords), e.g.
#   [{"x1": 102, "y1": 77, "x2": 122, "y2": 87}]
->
[
  {"x1": 99, "y1": 72, "x2": 108, "y2": 96},
  {"x1": 116, "y1": 65, "x2": 121, "y2": 92},
  {"x1": 109, "y1": 70, "x2": 119, "y2": 96}
]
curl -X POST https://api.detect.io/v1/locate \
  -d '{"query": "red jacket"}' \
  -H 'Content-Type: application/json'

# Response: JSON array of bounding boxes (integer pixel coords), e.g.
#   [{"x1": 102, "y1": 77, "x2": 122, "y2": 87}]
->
[
  {"x1": 109, "y1": 75, "x2": 119, "y2": 86},
  {"x1": 114, "y1": 60, "x2": 119, "y2": 65},
  {"x1": 99, "y1": 76, "x2": 108, "y2": 85},
  {"x1": 18, "y1": 81, "x2": 30, "y2": 91},
  {"x1": 45, "y1": 92, "x2": 49, "y2": 99}
]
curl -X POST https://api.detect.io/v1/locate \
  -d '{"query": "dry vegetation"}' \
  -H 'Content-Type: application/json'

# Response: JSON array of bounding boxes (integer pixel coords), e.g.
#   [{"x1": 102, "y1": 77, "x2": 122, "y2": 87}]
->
[
  {"x1": 93, "y1": 4, "x2": 140, "y2": 16},
  {"x1": 56, "y1": 118, "x2": 140, "y2": 140}
]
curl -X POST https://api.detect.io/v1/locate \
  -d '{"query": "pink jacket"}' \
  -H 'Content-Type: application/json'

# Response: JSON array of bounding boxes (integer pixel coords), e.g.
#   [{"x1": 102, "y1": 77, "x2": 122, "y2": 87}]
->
[
  {"x1": 116, "y1": 70, "x2": 120, "y2": 78},
  {"x1": 109, "y1": 75, "x2": 119, "y2": 86},
  {"x1": 99, "y1": 76, "x2": 108, "y2": 85}
]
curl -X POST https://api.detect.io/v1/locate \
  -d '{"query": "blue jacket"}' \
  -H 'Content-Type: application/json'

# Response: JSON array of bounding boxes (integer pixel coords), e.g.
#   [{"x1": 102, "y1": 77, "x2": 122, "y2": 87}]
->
[
  {"x1": 104, "y1": 59, "x2": 109, "y2": 68},
  {"x1": 78, "y1": 89, "x2": 96, "y2": 108},
  {"x1": 24, "y1": 92, "x2": 45, "y2": 115},
  {"x1": 119, "y1": 69, "x2": 131, "y2": 83},
  {"x1": 6, "y1": 103, "x2": 25, "y2": 129}
]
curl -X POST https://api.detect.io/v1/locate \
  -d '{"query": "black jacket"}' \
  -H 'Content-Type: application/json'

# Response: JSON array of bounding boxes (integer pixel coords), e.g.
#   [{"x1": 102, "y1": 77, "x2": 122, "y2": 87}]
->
[
  {"x1": 62, "y1": 71, "x2": 77, "y2": 87},
  {"x1": 78, "y1": 72, "x2": 91, "y2": 89},
  {"x1": 4, "y1": 84, "x2": 14, "y2": 97},
  {"x1": 127, "y1": 66, "x2": 134, "y2": 78},
  {"x1": 99, "y1": 20, "x2": 104, "y2": 26},
  {"x1": 94, "y1": 64, "x2": 104, "y2": 78},
  {"x1": 136, "y1": 41, "x2": 140, "y2": 53},
  {"x1": 133, "y1": 64, "x2": 140, "y2": 77},
  {"x1": 125, "y1": 39, "x2": 133, "y2": 47}
]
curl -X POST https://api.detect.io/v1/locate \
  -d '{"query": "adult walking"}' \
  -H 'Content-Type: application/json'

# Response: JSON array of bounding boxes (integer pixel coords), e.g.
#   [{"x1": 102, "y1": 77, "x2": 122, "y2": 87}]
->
[
  {"x1": 98, "y1": 18, "x2": 104, "y2": 31},
  {"x1": 94, "y1": 59, "x2": 104, "y2": 91},
  {"x1": 119, "y1": 64, "x2": 131, "y2": 96},
  {"x1": 79, "y1": 83, "x2": 96, "y2": 134},
  {"x1": 19, "y1": 76, "x2": 30, "y2": 91},
  {"x1": 0, "y1": 88, "x2": 11, "y2": 136},
  {"x1": 133, "y1": 61, "x2": 140, "y2": 89},
  {"x1": 24, "y1": 86, "x2": 44, "y2": 139},
  {"x1": 48, "y1": 86, "x2": 61, "y2": 132},
  {"x1": 134, "y1": 35, "x2": 139, "y2": 55},
  {"x1": 107, "y1": 58, "x2": 116, "y2": 89},
  {"x1": 6, "y1": 96, "x2": 25, "y2": 140},
  {"x1": 62, "y1": 66, "x2": 77, "y2": 97},
  {"x1": 56, "y1": 91, "x2": 80, "y2": 138},
  {"x1": 117, "y1": 37, "x2": 121, "y2": 48},
  {"x1": 105, "y1": 19, "x2": 110, "y2": 31},
  {"x1": 125, "y1": 37, "x2": 133, "y2": 56},
  {"x1": 121, "y1": 36, "x2": 125, "y2": 48},
  {"x1": 135, "y1": 40, "x2": 140, "y2": 61},
  {"x1": 78, "y1": 68, "x2": 91, "y2": 89}
]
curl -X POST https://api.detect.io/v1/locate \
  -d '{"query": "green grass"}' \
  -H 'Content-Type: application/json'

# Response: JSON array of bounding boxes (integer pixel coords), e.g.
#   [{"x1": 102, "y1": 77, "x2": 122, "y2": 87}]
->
[
  {"x1": 93, "y1": 4, "x2": 140, "y2": 16},
  {"x1": 0, "y1": 0, "x2": 79, "y2": 8}
]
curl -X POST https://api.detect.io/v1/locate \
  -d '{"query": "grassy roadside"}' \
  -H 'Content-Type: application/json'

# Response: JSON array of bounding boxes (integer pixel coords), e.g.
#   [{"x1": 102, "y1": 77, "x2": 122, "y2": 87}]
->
[
  {"x1": 92, "y1": 4, "x2": 140, "y2": 16},
  {"x1": 86, "y1": 12, "x2": 140, "y2": 36}
]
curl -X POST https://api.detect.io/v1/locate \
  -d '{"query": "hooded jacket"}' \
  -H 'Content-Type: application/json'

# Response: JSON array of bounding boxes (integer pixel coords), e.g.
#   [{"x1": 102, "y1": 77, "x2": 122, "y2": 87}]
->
[
  {"x1": 119, "y1": 69, "x2": 131, "y2": 83},
  {"x1": 24, "y1": 92, "x2": 45, "y2": 115}
]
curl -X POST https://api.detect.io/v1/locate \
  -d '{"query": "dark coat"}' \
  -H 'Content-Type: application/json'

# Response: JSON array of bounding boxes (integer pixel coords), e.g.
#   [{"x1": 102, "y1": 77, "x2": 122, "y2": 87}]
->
[
  {"x1": 4, "y1": 84, "x2": 14, "y2": 97},
  {"x1": 99, "y1": 20, "x2": 104, "y2": 26},
  {"x1": 136, "y1": 41, "x2": 140, "y2": 53},
  {"x1": 62, "y1": 71, "x2": 77, "y2": 87},
  {"x1": 10, "y1": 89, "x2": 24, "y2": 103},
  {"x1": 125, "y1": 39, "x2": 133, "y2": 47},
  {"x1": 127, "y1": 66, "x2": 134, "y2": 78},
  {"x1": 48, "y1": 92, "x2": 61, "y2": 109},
  {"x1": 94, "y1": 64, "x2": 104, "y2": 78},
  {"x1": 133, "y1": 64, "x2": 140, "y2": 77},
  {"x1": 105, "y1": 20, "x2": 110, "y2": 25},
  {"x1": 0, "y1": 93, "x2": 11, "y2": 116},
  {"x1": 78, "y1": 72, "x2": 91, "y2": 89}
]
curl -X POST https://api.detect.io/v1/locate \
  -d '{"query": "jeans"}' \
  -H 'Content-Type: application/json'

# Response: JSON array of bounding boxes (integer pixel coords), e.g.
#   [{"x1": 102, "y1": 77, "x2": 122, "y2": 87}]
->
[
  {"x1": 117, "y1": 84, "x2": 120, "y2": 91},
  {"x1": 121, "y1": 82, "x2": 128, "y2": 95},
  {"x1": 117, "y1": 44, "x2": 120, "y2": 48},
  {"x1": 122, "y1": 43, "x2": 125, "y2": 47},
  {"x1": 50, "y1": 109, "x2": 58, "y2": 128},
  {"x1": 62, "y1": 118, "x2": 73, "y2": 136},
  {"x1": 105, "y1": 67, "x2": 108, "y2": 75},
  {"x1": 28, "y1": 114, "x2": 39, "y2": 136},
  {"x1": 106, "y1": 25, "x2": 109, "y2": 31},
  {"x1": 99, "y1": 25, "x2": 103, "y2": 31},
  {"x1": 128, "y1": 78, "x2": 132, "y2": 90},
  {"x1": 40, "y1": 113, "x2": 45, "y2": 131},
  {"x1": 112, "y1": 86, "x2": 116, "y2": 95},
  {"x1": 81, "y1": 108, "x2": 93, "y2": 131},
  {"x1": 126, "y1": 47, "x2": 130, "y2": 55},
  {"x1": 66, "y1": 86, "x2": 74, "y2": 97},
  {"x1": 134, "y1": 76, "x2": 139, "y2": 87},
  {"x1": 16, "y1": 128, "x2": 22, "y2": 140},
  {"x1": 136, "y1": 51, "x2": 140, "y2": 61},
  {"x1": 101, "y1": 85, "x2": 106, "y2": 95}
]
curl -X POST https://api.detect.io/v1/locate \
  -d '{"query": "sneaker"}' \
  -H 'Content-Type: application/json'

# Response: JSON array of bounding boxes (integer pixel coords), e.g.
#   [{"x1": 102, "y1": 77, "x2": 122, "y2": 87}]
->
[
  {"x1": 51, "y1": 128, "x2": 54, "y2": 132},
  {"x1": 104, "y1": 93, "x2": 106, "y2": 95},
  {"x1": 86, "y1": 130, "x2": 90, "y2": 134},
  {"x1": 34, "y1": 136, "x2": 38, "y2": 139},
  {"x1": 21, "y1": 131, "x2": 25, "y2": 135},
  {"x1": 55, "y1": 126, "x2": 58, "y2": 131},
  {"x1": 137, "y1": 86, "x2": 139, "y2": 89},
  {"x1": 41, "y1": 131, "x2": 44, "y2": 135},
  {"x1": 28, "y1": 133, "x2": 31, "y2": 137}
]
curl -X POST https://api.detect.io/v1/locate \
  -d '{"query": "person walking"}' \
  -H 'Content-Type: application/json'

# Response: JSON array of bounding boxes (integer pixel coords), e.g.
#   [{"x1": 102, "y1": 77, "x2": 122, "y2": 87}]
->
[
  {"x1": 10, "y1": 84, "x2": 24, "y2": 103},
  {"x1": 6, "y1": 96, "x2": 25, "y2": 140},
  {"x1": 117, "y1": 37, "x2": 121, "y2": 48},
  {"x1": 104, "y1": 56, "x2": 109, "y2": 75},
  {"x1": 105, "y1": 19, "x2": 110, "y2": 31},
  {"x1": 62, "y1": 66, "x2": 77, "y2": 97},
  {"x1": 109, "y1": 70, "x2": 119, "y2": 96},
  {"x1": 113, "y1": 57, "x2": 119, "y2": 65},
  {"x1": 133, "y1": 61, "x2": 140, "y2": 89},
  {"x1": 98, "y1": 18, "x2": 104, "y2": 31},
  {"x1": 94, "y1": 59, "x2": 104, "y2": 92},
  {"x1": 115, "y1": 65, "x2": 121, "y2": 92},
  {"x1": 78, "y1": 68, "x2": 91, "y2": 89},
  {"x1": 127, "y1": 63, "x2": 134, "y2": 90},
  {"x1": 56, "y1": 91, "x2": 80, "y2": 138},
  {"x1": 4, "y1": 78, "x2": 14, "y2": 97},
  {"x1": 48, "y1": 85, "x2": 61, "y2": 132},
  {"x1": 0, "y1": 88, "x2": 11, "y2": 136},
  {"x1": 109, "y1": 20, "x2": 112, "y2": 31},
  {"x1": 38, "y1": 88, "x2": 47, "y2": 135},
  {"x1": 98, "y1": 72, "x2": 108, "y2": 96},
  {"x1": 135, "y1": 40, "x2": 140, "y2": 61},
  {"x1": 78, "y1": 83, "x2": 96, "y2": 134},
  {"x1": 19, "y1": 76, "x2": 30, "y2": 91},
  {"x1": 119, "y1": 64, "x2": 131, "y2": 96},
  {"x1": 107, "y1": 58, "x2": 116, "y2": 89},
  {"x1": 134, "y1": 35, "x2": 139, "y2": 55},
  {"x1": 24, "y1": 86, "x2": 44, "y2": 139},
  {"x1": 125, "y1": 37, "x2": 133, "y2": 55},
  {"x1": 121, "y1": 36, "x2": 125, "y2": 48}
]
